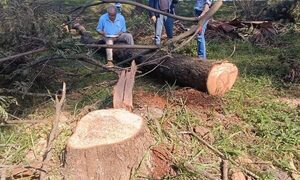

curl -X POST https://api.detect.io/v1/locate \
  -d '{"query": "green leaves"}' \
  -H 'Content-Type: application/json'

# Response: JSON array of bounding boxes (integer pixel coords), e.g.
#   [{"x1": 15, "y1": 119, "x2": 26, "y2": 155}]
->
[{"x1": 0, "y1": 95, "x2": 17, "y2": 121}]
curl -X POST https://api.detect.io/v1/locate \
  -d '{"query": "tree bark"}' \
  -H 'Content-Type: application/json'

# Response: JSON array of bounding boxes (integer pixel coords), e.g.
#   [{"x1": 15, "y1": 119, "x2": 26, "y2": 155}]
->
[
  {"x1": 75, "y1": 34, "x2": 239, "y2": 96},
  {"x1": 113, "y1": 61, "x2": 137, "y2": 111},
  {"x1": 114, "y1": 53, "x2": 238, "y2": 96},
  {"x1": 154, "y1": 55, "x2": 238, "y2": 96},
  {"x1": 64, "y1": 109, "x2": 152, "y2": 180}
]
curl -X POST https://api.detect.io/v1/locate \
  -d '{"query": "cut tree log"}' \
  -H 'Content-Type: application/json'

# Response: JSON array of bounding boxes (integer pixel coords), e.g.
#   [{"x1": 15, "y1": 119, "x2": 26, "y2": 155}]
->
[
  {"x1": 75, "y1": 34, "x2": 238, "y2": 95},
  {"x1": 64, "y1": 109, "x2": 152, "y2": 179},
  {"x1": 160, "y1": 56, "x2": 238, "y2": 96},
  {"x1": 115, "y1": 53, "x2": 238, "y2": 96}
]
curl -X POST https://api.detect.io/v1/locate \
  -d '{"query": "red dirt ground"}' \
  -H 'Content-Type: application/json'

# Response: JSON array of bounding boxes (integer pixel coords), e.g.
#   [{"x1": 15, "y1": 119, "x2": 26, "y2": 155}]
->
[
  {"x1": 172, "y1": 88, "x2": 223, "y2": 111},
  {"x1": 133, "y1": 89, "x2": 167, "y2": 109},
  {"x1": 150, "y1": 144, "x2": 175, "y2": 179}
]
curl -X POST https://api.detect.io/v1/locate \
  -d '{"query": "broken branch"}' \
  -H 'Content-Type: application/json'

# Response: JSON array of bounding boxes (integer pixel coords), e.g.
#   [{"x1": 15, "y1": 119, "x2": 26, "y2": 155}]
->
[
  {"x1": 222, "y1": 160, "x2": 229, "y2": 180},
  {"x1": 179, "y1": 131, "x2": 259, "y2": 179},
  {"x1": 40, "y1": 82, "x2": 66, "y2": 179},
  {"x1": 85, "y1": 44, "x2": 159, "y2": 49},
  {"x1": 0, "y1": 47, "x2": 48, "y2": 64},
  {"x1": 0, "y1": 89, "x2": 54, "y2": 97},
  {"x1": 71, "y1": 0, "x2": 199, "y2": 22}
]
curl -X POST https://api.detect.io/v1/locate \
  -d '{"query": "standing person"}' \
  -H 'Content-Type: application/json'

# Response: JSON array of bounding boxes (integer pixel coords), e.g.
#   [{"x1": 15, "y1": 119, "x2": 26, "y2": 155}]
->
[
  {"x1": 194, "y1": 0, "x2": 211, "y2": 60},
  {"x1": 149, "y1": 0, "x2": 177, "y2": 45},
  {"x1": 115, "y1": 3, "x2": 122, "y2": 13},
  {"x1": 96, "y1": 5, "x2": 134, "y2": 67}
]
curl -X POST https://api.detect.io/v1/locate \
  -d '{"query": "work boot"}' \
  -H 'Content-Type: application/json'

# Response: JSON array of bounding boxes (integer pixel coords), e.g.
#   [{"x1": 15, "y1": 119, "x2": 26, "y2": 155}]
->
[{"x1": 106, "y1": 60, "x2": 114, "y2": 67}]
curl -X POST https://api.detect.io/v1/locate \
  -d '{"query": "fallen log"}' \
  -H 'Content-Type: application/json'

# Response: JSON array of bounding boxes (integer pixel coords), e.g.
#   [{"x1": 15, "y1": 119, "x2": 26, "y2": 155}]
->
[
  {"x1": 73, "y1": 30, "x2": 238, "y2": 96},
  {"x1": 114, "y1": 53, "x2": 238, "y2": 96},
  {"x1": 76, "y1": 40, "x2": 238, "y2": 96},
  {"x1": 160, "y1": 56, "x2": 238, "y2": 96},
  {"x1": 64, "y1": 109, "x2": 152, "y2": 179}
]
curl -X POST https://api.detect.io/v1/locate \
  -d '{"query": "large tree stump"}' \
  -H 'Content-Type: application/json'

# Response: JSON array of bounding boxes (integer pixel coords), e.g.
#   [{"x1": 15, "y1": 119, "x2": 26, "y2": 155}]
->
[{"x1": 64, "y1": 109, "x2": 152, "y2": 179}]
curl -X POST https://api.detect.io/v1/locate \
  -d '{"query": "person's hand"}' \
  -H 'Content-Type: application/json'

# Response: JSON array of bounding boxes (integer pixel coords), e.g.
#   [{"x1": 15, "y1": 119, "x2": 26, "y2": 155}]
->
[{"x1": 151, "y1": 16, "x2": 156, "y2": 23}]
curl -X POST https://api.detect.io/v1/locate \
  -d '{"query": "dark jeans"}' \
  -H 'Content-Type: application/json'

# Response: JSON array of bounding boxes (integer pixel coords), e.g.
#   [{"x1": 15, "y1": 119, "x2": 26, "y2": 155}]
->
[
  {"x1": 154, "y1": 13, "x2": 174, "y2": 45},
  {"x1": 195, "y1": 9, "x2": 208, "y2": 60}
]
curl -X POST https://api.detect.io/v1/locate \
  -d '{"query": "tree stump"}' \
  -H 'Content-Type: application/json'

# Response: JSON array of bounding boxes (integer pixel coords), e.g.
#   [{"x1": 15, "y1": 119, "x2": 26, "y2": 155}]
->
[{"x1": 64, "y1": 109, "x2": 152, "y2": 180}]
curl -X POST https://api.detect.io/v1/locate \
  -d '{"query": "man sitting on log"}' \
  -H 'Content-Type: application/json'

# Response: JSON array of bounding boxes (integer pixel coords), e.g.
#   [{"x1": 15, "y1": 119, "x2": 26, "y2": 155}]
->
[{"x1": 96, "y1": 5, "x2": 134, "y2": 67}]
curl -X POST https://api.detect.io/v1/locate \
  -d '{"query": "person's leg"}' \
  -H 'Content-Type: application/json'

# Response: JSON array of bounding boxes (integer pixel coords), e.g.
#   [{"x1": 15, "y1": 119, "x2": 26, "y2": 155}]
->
[
  {"x1": 164, "y1": 16, "x2": 174, "y2": 39},
  {"x1": 117, "y1": 33, "x2": 134, "y2": 45},
  {"x1": 155, "y1": 14, "x2": 164, "y2": 45},
  {"x1": 197, "y1": 21, "x2": 207, "y2": 60},
  {"x1": 105, "y1": 38, "x2": 114, "y2": 66},
  {"x1": 194, "y1": 9, "x2": 207, "y2": 60}
]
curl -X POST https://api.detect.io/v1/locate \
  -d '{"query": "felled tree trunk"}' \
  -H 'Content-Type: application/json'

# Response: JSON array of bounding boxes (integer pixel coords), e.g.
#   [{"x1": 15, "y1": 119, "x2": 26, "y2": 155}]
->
[
  {"x1": 148, "y1": 55, "x2": 238, "y2": 96},
  {"x1": 73, "y1": 25, "x2": 238, "y2": 96},
  {"x1": 114, "y1": 52, "x2": 238, "y2": 96},
  {"x1": 64, "y1": 109, "x2": 152, "y2": 179}
]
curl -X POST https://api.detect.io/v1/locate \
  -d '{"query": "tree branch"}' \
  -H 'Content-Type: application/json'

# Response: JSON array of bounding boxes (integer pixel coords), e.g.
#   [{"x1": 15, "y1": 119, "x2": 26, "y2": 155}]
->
[
  {"x1": 40, "y1": 82, "x2": 66, "y2": 180},
  {"x1": 116, "y1": 49, "x2": 154, "y2": 66},
  {"x1": 170, "y1": 0, "x2": 223, "y2": 51},
  {"x1": 0, "y1": 88, "x2": 54, "y2": 97},
  {"x1": 75, "y1": 54, "x2": 120, "y2": 74},
  {"x1": 179, "y1": 131, "x2": 259, "y2": 179},
  {"x1": 0, "y1": 47, "x2": 48, "y2": 64},
  {"x1": 85, "y1": 44, "x2": 159, "y2": 49},
  {"x1": 70, "y1": 0, "x2": 199, "y2": 22}
]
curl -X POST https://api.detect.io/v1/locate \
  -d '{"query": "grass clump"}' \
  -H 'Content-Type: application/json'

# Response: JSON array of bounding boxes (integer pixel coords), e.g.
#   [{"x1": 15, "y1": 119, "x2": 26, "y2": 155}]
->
[{"x1": 0, "y1": 126, "x2": 38, "y2": 165}]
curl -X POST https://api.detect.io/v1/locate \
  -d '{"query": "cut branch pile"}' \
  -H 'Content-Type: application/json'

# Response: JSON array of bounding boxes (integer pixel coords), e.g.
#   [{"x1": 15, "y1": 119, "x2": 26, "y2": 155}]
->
[{"x1": 206, "y1": 19, "x2": 280, "y2": 44}]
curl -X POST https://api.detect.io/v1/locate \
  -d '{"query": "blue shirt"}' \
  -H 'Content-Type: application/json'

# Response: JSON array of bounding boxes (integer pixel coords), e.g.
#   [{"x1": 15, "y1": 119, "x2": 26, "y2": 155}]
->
[
  {"x1": 194, "y1": 0, "x2": 212, "y2": 11},
  {"x1": 96, "y1": 13, "x2": 126, "y2": 35}
]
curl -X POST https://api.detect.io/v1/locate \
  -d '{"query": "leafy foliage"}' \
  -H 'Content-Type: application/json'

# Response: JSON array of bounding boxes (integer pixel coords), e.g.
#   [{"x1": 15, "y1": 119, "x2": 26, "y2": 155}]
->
[
  {"x1": 0, "y1": 95, "x2": 17, "y2": 121},
  {"x1": 265, "y1": 0, "x2": 300, "y2": 23},
  {"x1": 0, "y1": 0, "x2": 69, "y2": 52}
]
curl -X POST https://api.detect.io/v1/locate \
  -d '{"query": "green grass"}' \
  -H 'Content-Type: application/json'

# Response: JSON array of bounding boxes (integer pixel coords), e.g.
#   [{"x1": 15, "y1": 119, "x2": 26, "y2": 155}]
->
[
  {"x1": 75, "y1": 86, "x2": 112, "y2": 109},
  {"x1": 145, "y1": 103, "x2": 221, "y2": 179},
  {"x1": 0, "y1": 126, "x2": 39, "y2": 165},
  {"x1": 209, "y1": 31, "x2": 300, "y2": 174},
  {"x1": 224, "y1": 75, "x2": 300, "y2": 171}
]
